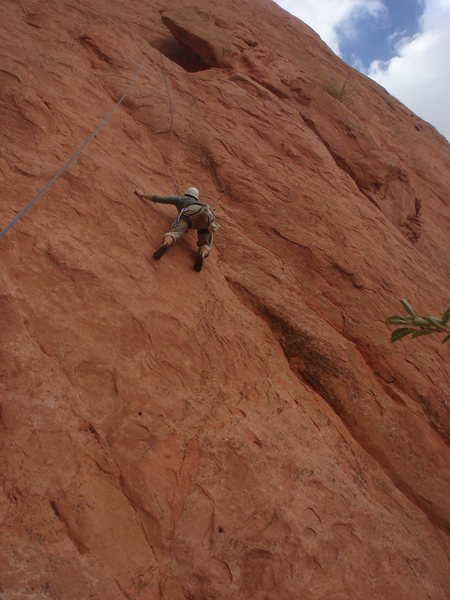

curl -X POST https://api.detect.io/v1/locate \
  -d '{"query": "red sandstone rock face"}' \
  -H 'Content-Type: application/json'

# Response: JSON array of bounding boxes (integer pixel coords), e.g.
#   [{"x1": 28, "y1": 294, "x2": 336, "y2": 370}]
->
[{"x1": 1, "y1": 1, "x2": 449, "y2": 598}]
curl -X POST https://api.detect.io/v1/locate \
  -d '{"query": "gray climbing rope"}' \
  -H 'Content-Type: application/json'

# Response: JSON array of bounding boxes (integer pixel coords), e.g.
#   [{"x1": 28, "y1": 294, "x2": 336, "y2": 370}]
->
[
  {"x1": 159, "y1": 52, "x2": 178, "y2": 195},
  {"x1": 0, "y1": 44, "x2": 152, "y2": 240}
]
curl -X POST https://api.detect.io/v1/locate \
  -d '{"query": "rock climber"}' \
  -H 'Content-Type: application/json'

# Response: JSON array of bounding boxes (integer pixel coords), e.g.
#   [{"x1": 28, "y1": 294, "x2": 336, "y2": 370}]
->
[{"x1": 135, "y1": 186, "x2": 219, "y2": 272}]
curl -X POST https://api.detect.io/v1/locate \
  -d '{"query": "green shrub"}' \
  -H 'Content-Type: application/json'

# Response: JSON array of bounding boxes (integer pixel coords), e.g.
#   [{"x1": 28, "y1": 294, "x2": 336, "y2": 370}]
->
[{"x1": 386, "y1": 299, "x2": 449, "y2": 343}]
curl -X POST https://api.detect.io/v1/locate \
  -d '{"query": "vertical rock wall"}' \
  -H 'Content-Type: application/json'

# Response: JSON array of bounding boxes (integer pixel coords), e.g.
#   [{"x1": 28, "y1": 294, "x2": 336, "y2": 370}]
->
[{"x1": 0, "y1": 1, "x2": 449, "y2": 598}]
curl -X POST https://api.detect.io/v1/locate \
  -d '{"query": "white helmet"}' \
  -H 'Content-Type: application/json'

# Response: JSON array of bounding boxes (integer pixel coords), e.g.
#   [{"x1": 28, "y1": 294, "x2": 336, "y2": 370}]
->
[{"x1": 185, "y1": 187, "x2": 199, "y2": 200}]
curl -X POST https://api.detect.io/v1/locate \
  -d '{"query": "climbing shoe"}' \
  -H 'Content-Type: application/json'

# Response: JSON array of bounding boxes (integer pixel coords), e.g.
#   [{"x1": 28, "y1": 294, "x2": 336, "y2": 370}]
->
[
  {"x1": 153, "y1": 242, "x2": 169, "y2": 260},
  {"x1": 194, "y1": 252, "x2": 204, "y2": 272}
]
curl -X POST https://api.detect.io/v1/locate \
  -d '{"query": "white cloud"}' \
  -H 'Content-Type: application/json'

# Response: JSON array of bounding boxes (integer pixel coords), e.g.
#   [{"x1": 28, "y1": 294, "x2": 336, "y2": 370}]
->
[
  {"x1": 369, "y1": 0, "x2": 450, "y2": 141},
  {"x1": 275, "y1": 0, "x2": 386, "y2": 55},
  {"x1": 275, "y1": 0, "x2": 450, "y2": 141}
]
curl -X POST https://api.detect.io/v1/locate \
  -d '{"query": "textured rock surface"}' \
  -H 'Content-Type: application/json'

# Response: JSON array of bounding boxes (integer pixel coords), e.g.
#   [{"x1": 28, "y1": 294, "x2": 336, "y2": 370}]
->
[{"x1": 1, "y1": 1, "x2": 449, "y2": 598}]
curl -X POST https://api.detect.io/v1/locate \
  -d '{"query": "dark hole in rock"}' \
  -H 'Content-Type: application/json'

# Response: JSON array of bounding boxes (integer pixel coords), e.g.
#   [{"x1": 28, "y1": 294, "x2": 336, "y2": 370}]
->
[
  {"x1": 150, "y1": 37, "x2": 211, "y2": 73},
  {"x1": 50, "y1": 500, "x2": 60, "y2": 517}
]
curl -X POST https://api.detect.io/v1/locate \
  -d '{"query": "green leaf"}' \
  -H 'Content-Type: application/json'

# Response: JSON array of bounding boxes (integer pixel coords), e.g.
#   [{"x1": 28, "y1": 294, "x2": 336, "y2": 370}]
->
[
  {"x1": 386, "y1": 316, "x2": 410, "y2": 325},
  {"x1": 411, "y1": 330, "x2": 432, "y2": 339},
  {"x1": 425, "y1": 316, "x2": 446, "y2": 330},
  {"x1": 441, "y1": 307, "x2": 450, "y2": 326},
  {"x1": 391, "y1": 328, "x2": 416, "y2": 343},
  {"x1": 401, "y1": 298, "x2": 416, "y2": 317},
  {"x1": 413, "y1": 316, "x2": 430, "y2": 326}
]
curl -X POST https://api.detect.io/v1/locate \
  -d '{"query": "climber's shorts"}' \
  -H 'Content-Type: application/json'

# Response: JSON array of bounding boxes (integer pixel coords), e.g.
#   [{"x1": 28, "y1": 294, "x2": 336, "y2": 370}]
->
[{"x1": 165, "y1": 204, "x2": 219, "y2": 252}]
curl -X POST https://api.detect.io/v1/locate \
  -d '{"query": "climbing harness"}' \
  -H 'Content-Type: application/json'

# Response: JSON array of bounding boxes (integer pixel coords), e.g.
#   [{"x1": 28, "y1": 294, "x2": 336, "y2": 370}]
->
[
  {"x1": 172, "y1": 207, "x2": 188, "y2": 228},
  {"x1": 172, "y1": 204, "x2": 218, "y2": 231},
  {"x1": 172, "y1": 205, "x2": 200, "y2": 228},
  {"x1": 196, "y1": 205, "x2": 218, "y2": 230},
  {"x1": 0, "y1": 44, "x2": 152, "y2": 240}
]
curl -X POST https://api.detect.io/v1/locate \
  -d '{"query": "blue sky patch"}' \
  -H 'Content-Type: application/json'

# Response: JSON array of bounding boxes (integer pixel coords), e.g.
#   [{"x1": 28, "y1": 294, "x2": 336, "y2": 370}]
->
[{"x1": 338, "y1": 0, "x2": 423, "y2": 71}]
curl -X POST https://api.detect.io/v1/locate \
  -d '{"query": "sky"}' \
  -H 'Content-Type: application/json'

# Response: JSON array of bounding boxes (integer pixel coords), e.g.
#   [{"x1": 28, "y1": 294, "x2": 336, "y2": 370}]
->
[{"x1": 274, "y1": 0, "x2": 450, "y2": 142}]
